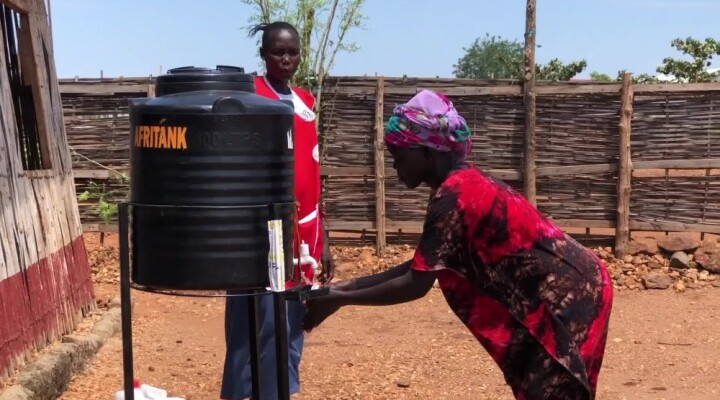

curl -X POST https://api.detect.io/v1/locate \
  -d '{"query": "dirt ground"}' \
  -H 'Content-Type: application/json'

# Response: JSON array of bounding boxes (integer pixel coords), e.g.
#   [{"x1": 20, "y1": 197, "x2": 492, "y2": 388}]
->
[{"x1": 51, "y1": 232, "x2": 720, "y2": 400}]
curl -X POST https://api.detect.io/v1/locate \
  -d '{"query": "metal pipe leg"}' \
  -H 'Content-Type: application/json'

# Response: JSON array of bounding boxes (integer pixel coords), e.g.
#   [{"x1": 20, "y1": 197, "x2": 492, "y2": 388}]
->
[
  {"x1": 119, "y1": 204, "x2": 135, "y2": 400},
  {"x1": 273, "y1": 292, "x2": 290, "y2": 400},
  {"x1": 248, "y1": 294, "x2": 262, "y2": 400}
]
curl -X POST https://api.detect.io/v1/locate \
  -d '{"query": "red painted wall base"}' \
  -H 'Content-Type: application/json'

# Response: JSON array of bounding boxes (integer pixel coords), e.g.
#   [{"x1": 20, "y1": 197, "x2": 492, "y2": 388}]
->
[{"x1": 0, "y1": 235, "x2": 95, "y2": 377}]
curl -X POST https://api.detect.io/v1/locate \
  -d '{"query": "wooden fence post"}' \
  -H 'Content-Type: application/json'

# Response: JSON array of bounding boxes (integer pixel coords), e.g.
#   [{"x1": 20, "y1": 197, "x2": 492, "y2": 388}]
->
[
  {"x1": 523, "y1": 0, "x2": 537, "y2": 205},
  {"x1": 374, "y1": 77, "x2": 386, "y2": 255},
  {"x1": 615, "y1": 73, "x2": 634, "y2": 257}
]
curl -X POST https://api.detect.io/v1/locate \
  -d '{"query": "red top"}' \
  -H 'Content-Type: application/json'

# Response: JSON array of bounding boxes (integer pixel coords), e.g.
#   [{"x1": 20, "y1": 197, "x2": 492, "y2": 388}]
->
[
  {"x1": 412, "y1": 166, "x2": 613, "y2": 398},
  {"x1": 254, "y1": 75, "x2": 324, "y2": 287}
]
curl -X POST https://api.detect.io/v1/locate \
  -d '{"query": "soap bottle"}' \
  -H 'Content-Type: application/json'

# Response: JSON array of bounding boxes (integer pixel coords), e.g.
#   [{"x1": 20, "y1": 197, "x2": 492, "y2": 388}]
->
[{"x1": 113, "y1": 380, "x2": 146, "y2": 400}]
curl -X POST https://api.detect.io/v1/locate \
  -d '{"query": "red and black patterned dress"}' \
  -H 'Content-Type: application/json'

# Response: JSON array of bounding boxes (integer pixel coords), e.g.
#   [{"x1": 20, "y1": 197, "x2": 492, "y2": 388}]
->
[{"x1": 413, "y1": 166, "x2": 614, "y2": 400}]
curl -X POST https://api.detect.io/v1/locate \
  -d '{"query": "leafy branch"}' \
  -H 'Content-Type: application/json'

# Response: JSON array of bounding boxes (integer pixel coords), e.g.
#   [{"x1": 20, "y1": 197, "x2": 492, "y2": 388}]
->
[
  {"x1": 77, "y1": 173, "x2": 129, "y2": 225},
  {"x1": 71, "y1": 146, "x2": 130, "y2": 226}
]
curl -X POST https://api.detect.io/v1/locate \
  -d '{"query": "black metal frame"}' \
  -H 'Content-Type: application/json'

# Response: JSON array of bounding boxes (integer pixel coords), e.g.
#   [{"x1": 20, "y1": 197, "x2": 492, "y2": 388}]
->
[{"x1": 118, "y1": 202, "x2": 327, "y2": 400}]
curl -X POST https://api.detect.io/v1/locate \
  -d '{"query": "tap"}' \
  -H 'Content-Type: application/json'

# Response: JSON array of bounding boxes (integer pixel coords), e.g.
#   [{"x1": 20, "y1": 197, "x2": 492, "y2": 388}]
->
[{"x1": 294, "y1": 241, "x2": 320, "y2": 289}]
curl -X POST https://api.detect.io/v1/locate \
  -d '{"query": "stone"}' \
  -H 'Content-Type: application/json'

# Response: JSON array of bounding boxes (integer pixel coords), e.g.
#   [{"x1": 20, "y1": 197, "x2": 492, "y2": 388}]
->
[
  {"x1": 622, "y1": 263, "x2": 636, "y2": 272},
  {"x1": 623, "y1": 255, "x2": 634, "y2": 263},
  {"x1": 699, "y1": 270, "x2": 711, "y2": 281},
  {"x1": 0, "y1": 386, "x2": 33, "y2": 400},
  {"x1": 396, "y1": 378, "x2": 411, "y2": 388},
  {"x1": 626, "y1": 276, "x2": 640, "y2": 289},
  {"x1": 699, "y1": 240, "x2": 720, "y2": 254},
  {"x1": 92, "y1": 308, "x2": 121, "y2": 340},
  {"x1": 642, "y1": 274, "x2": 673, "y2": 290},
  {"x1": 616, "y1": 275, "x2": 627, "y2": 286},
  {"x1": 627, "y1": 238, "x2": 659, "y2": 255},
  {"x1": 18, "y1": 338, "x2": 101, "y2": 400},
  {"x1": 336, "y1": 262, "x2": 355, "y2": 274},
  {"x1": 96, "y1": 298, "x2": 109, "y2": 309},
  {"x1": 674, "y1": 280, "x2": 686, "y2": 293},
  {"x1": 633, "y1": 256, "x2": 646, "y2": 265},
  {"x1": 684, "y1": 269, "x2": 699, "y2": 282},
  {"x1": 658, "y1": 235, "x2": 700, "y2": 254},
  {"x1": 695, "y1": 253, "x2": 720, "y2": 274},
  {"x1": 108, "y1": 295, "x2": 121, "y2": 309},
  {"x1": 359, "y1": 249, "x2": 374, "y2": 264},
  {"x1": 669, "y1": 252, "x2": 690, "y2": 269},
  {"x1": 648, "y1": 261, "x2": 663, "y2": 270}
]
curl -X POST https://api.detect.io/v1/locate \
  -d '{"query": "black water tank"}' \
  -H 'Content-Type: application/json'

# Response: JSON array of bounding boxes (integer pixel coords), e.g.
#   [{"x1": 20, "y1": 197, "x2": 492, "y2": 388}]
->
[{"x1": 128, "y1": 65, "x2": 296, "y2": 291}]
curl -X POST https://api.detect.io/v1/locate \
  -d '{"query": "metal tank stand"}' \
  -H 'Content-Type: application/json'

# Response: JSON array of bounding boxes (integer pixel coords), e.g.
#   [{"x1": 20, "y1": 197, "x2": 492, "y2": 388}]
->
[{"x1": 118, "y1": 203, "x2": 327, "y2": 400}]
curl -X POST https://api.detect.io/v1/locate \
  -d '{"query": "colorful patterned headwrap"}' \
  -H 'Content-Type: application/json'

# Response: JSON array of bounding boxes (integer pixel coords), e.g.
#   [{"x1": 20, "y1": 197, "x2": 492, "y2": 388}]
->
[{"x1": 384, "y1": 89, "x2": 472, "y2": 162}]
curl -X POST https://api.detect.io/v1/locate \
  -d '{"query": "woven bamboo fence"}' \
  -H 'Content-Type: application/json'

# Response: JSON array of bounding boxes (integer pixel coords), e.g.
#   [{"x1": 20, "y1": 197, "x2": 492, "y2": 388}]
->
[
  {"x1": 60, "y1": 77, "x2": 154, "y2": 227},
  {"x1": 319, "y1": 76, "x2": 720, "y2": 253},
  {"x1": 59, "y1": 76, "x2": 720, "y2": 253}
]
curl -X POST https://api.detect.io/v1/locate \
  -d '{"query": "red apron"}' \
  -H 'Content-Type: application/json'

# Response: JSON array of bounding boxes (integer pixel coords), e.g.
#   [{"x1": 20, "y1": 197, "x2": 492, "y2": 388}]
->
[{"x1": 254, "y1": 75, "x2": 324, "y2": 288}]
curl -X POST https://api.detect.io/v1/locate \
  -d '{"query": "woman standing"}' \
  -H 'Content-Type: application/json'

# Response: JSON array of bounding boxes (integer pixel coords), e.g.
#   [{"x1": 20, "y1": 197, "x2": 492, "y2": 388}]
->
[
  {"x1": 303, "y1": 89, "x2": 614, "y2": 400},
  {"x1": 222, "y1": 21, "x2": 334, "y2": 400}
]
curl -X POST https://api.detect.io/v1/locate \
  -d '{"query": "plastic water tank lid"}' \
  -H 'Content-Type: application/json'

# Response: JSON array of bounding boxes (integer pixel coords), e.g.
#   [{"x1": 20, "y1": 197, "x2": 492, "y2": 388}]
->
[
  {"x1": 166, "y1": 65, "x2": 245, "y2": 74},
  {"x1": 155, "y1": 65, "x2": 254, "y2": 85}
]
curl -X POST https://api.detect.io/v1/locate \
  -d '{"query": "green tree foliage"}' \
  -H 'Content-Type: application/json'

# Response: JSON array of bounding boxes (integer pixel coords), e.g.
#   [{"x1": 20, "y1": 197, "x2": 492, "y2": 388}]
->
[
  {"x1": 590, "y1": 71, "x2": 612, "y2": 81},
  {"x1": 453, "y1": 34, "x2": 524, "y2": 79},
  {"x1": 616, "y1": 70, "x2": 659, "y2": 84},
  {"x1": 453, "y1": 33, "x2": 587, "y2": 81},
  {"x1": 536, "y1": 59, "x2": 588, "y2": 81},
  {"x1": 612, "y1": 37, "x2": 720, "y2": 84},
  {"x1": 656, "y1": 37, "x2": 720, "y2": 82},
  {"x1": 77, "y1": 173, "x2": 130, "y2": 225}
]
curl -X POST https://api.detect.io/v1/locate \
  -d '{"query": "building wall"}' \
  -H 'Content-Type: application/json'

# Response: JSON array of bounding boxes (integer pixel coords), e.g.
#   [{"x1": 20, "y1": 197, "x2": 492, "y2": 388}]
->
[{"x1": 0, "y1": 0, "x2": 94, "y2": 378}]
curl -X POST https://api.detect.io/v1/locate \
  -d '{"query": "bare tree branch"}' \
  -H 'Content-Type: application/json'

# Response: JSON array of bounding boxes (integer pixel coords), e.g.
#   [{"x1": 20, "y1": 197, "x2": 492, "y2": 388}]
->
[{"x1": 312, "y1": 0, "x2": 339, "y2": 76}]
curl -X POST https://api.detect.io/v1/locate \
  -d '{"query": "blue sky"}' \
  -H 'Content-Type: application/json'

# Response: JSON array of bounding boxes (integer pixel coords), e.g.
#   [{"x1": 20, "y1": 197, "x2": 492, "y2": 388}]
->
[{"x1": 50, "y1": 0, "x2": 720, "y2": 80}]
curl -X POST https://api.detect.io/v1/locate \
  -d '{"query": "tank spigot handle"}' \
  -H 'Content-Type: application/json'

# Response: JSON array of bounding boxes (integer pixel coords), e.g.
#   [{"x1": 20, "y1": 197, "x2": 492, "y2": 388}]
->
[{"x1": 293, "y1": 241, "x2": 320, "y2": 289}]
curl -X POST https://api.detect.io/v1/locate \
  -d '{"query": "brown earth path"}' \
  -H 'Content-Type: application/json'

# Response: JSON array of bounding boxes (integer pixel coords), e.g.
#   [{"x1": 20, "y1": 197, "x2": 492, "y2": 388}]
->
[{"x1": 53, "y1": 233, "x2": 720, "y2": 400}]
